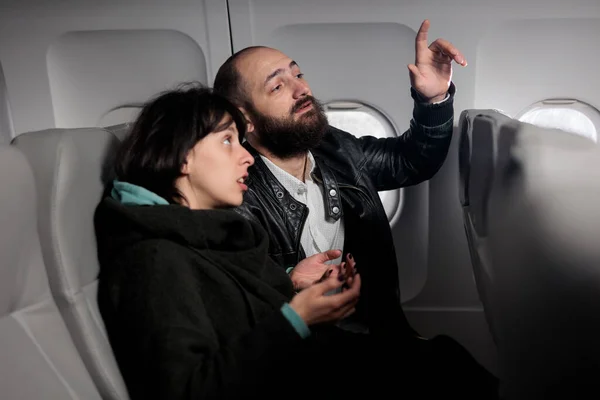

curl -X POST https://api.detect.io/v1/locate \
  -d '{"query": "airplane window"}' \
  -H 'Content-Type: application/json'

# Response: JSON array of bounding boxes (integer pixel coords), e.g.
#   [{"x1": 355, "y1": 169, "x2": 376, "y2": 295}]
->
[
  {"x1": 517, "y1": 100, "x2": 599, "y2": 142},
  {"x1": 326, "y1": 106, "x2": 388, "y2": 139},
  {"x1": 0, "y1": 62, "x2": 14, "y2": 143},
  {"x1": 325, "y1": 102, "x2": 403, "y2": 225}
]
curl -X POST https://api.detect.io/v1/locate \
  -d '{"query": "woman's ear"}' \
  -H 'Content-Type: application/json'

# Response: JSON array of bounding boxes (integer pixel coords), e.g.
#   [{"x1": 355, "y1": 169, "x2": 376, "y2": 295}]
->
[
  {"x1": 239, "y1": 107, "x2": 254, "y2": 134},
  {"x1": 180, "y1": 153, "x2": 192, "y2": 175}
]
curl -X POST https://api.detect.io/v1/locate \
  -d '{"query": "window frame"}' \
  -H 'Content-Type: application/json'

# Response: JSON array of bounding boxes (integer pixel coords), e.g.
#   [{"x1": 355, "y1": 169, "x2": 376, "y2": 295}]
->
[
  {"x1": 515, "y1": 99, "x2": 600, "y2": 142},
  {"x1": 325, "y1": 100, "x2": 404, "y2": 226},
  {"x1": 0, "y1": 61, "x2": 15, "y2": 142}
]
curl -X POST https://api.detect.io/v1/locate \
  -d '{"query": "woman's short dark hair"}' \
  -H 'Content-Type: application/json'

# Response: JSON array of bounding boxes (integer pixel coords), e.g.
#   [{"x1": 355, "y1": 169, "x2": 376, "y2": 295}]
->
[{"x1": 114, "y1": 82, "x2": 247, "y2": 204}]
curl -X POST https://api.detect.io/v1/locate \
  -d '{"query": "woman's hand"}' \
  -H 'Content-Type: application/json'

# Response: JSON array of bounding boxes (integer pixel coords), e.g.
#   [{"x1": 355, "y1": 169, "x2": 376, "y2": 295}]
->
[{"x1": 289, "y1": 268, "x2": 361, "y2": 326}]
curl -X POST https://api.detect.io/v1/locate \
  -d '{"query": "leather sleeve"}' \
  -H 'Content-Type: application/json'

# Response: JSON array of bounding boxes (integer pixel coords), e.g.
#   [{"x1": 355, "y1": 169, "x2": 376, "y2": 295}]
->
[{"x1": 356, "y1": 82, "x2": 456, "y2": 190}]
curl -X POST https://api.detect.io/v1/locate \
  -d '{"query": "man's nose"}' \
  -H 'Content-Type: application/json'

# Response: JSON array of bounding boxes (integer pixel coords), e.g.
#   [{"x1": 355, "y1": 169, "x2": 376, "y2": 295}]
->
[{"x1": 292, "y1": 79, "x2": 310, "y2": 99}]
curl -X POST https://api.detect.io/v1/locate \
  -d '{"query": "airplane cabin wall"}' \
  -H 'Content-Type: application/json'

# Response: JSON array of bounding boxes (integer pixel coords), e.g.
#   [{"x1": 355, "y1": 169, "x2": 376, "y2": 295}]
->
[
  {"x1": 0, "y1": 0, "x2": 231, "y2": 135},
  {"x1": 0, "y1": 0, "x2": 599, "y2": 375},
  {"x1": 228, "y1": 0, "x2": 600, "y2": 373}
]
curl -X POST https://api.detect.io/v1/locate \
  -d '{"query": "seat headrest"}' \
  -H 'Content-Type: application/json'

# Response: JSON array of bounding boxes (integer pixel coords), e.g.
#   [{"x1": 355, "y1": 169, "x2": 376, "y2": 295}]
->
[
  {"x1": 458, "y1": 109, "x2": 511, "y2": 208},
  {"x1": 11, "y1": 128, "x2": 120, "y2": 294},
  {"x1": 104, "y1": 122, "x2": 132, "y2": 141},
  {"x1": 0, "y1": 145, "x2": 50, "y2": 315},
  {"x1": 493, "y1": 120, "x2": 600, "y2": 257}
]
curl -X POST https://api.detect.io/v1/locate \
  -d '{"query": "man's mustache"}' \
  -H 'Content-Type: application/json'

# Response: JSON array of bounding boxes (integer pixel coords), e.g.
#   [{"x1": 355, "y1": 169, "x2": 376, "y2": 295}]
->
[{"x1": 291, "y1": 96, "x2": 316, "y2": 114}]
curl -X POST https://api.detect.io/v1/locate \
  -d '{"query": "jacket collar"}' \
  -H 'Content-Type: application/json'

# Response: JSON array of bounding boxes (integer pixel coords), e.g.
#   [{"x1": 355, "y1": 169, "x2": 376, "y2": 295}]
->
[{"x1": 244, "y1": 141, "x2": 343, "y2": 221}]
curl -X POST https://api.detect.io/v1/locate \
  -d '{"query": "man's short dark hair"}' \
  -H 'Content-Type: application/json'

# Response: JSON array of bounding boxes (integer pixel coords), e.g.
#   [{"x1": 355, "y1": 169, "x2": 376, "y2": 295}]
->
[{"x1": 213, "y1": 46, "x2": 268, "y2": 107}]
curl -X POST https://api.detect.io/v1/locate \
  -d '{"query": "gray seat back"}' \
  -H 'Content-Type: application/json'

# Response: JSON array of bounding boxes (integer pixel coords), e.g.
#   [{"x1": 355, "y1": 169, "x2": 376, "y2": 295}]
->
[
  {"x1": 12, "y1": 128, "x2": 129, "y2": 400},
  {"x1": 104, "y1": 122, "x2": 132, "y2": 141},
  {"x1": 0, "y1": 145, "x2": 102, "y2": 399},
  {"x1": 458, "y1": 109, "x2": 512, "y2": 344},
  {"x1": 488, "y1": 121, "x2": 600, "y2": 398}
]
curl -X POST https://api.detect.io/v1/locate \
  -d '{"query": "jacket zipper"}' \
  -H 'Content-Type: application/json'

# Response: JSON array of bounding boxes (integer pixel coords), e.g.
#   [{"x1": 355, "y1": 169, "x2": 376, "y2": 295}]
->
[{"x1": 294, "y1": 206, "x2": 309, "y2": 264}]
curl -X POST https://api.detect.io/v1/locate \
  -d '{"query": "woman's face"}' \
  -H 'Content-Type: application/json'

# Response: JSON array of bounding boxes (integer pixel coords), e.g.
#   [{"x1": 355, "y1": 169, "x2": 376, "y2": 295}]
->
[{"x1": 182, "y1": 118, "x2": 254, "y2": 209}]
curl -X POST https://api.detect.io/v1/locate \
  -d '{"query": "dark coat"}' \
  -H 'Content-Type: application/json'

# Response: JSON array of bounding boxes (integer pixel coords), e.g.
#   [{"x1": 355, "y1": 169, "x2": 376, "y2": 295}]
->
[{"x1": 94, "y1": 197, "x2": 371, "y2": 399}]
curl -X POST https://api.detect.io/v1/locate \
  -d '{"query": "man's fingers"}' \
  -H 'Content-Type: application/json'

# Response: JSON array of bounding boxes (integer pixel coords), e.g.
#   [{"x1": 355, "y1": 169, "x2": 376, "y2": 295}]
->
[
  {"x1": 415, "y1": 20, "x2": 468, "y2": 66},
  {"x1": 315, "y1": 268, "x2": 334, "y2": 284},
  {"x1": 415, "y1": 19, "x2": 430, "y2": 52},
  {"x1": 320, "y1": 249, "x2": 342, "y2": 262},
  {"x1": 407, "y1": 64, "x2": 421, "y2": 78},
  {"x1": 326, "y1": 249, "x2": 342, "y2": 259},
  {"x1": 429, "y1": 38, "x2": 467, "y2": 66}
]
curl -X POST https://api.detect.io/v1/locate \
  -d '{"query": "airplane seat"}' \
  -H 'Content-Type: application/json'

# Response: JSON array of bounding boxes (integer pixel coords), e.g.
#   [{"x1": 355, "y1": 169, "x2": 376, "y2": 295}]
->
[
  {"x1": 457, "y1": 109, "x2": 512, "y2": 344},
  {"x1": 104, "y1": 122, "x2": 132, "y2": 141},
  {"x1": 459, "y1": 109, "x2": 510, "y2": 229},
  {"x1": 11, "y1": 128, "x2": 130, "y2": 400},
  {"x1": 0, "y1": 144, "x2": 102, "y2": 399},
  {"x1": 487, "y1": 120, "x2": 600, "y2": 398}
]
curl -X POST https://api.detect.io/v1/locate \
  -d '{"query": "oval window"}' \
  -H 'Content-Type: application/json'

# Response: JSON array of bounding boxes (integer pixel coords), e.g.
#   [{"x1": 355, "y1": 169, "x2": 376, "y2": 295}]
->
[
  {"x1": 516, "y1": 99, "x2": 599, "y2": 143},
  {"x1": 325, "y1": 102, "x2": 403, "y2": 225}
]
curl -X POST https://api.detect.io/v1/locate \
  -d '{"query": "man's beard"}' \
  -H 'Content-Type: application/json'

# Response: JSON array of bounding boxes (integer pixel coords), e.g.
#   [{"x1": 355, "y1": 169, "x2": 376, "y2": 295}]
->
[{"x1": 246, "y1": 96, "x2": 329, "y2": 159}]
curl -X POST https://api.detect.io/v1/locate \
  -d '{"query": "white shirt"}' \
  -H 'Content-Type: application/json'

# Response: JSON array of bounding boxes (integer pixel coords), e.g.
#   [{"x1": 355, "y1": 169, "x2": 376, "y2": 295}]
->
[{"x1": 260, "y1": 152, "x2": 345, "y2": 266}]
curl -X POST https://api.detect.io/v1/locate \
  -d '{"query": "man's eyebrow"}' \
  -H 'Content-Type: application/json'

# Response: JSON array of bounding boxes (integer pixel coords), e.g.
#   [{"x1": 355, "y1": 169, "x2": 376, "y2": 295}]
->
[{"x1": 264, "y1": 60, "x2": 299, "y2": 86}]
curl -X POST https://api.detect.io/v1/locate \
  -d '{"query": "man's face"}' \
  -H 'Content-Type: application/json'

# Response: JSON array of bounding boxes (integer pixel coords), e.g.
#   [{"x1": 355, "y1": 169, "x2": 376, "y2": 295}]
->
[{"x1": 237, "y1": 48, "x2": 328, "y2": 158}]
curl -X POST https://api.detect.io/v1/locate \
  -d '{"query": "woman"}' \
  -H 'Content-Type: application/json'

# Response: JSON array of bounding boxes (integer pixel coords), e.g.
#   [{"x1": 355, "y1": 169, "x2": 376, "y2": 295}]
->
[{"x1": 94, "y1": 83, "x2": 364, "y2": 400}]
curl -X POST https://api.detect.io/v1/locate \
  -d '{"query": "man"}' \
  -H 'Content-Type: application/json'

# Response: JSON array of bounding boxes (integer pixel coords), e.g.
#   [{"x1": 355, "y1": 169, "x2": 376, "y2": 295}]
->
[
  {"x1": 214, "y1": 19, "x2": 499, "y2": 396},
  {"x1": 214, "y1": 19, "x2": 463, "y2": 339}
]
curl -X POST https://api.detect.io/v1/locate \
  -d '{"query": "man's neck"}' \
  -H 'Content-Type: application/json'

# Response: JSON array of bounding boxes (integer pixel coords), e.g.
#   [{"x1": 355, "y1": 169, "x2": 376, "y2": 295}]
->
[
  {"x1": 250, "y1": 144, "x2": 307, "y2": 182},
  {"x1": 246, "y1": 134, "x2": 309, "y2": 182},
  {"x1": 263, "y1": 151, "x2": 308, "y2": 182}
]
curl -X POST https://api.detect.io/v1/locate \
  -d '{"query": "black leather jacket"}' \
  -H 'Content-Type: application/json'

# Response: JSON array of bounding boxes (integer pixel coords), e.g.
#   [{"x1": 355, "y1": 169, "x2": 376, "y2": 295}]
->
[{"x1": 235, "y1": 84, "x2": 456, "y2": 337}]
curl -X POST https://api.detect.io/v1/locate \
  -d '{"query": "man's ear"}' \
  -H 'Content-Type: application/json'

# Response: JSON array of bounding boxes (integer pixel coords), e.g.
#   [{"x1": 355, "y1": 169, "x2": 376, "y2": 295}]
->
[{"x1": 239, "y1": 107, "x2": 255, "y2": 134}]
